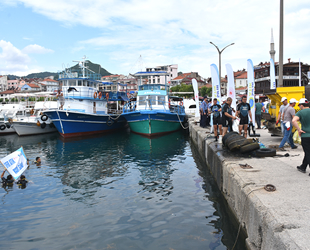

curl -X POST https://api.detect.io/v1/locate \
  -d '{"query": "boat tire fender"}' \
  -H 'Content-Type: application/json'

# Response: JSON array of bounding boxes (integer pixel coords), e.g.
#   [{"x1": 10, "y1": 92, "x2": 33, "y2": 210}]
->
[
  {"x1": 255, "y1": 148, "x2": 276, "y2": 157},
  {"x1": 41, "y1": 122, "x2": 46, "y2": 129},
  {"x1": 6, "y1": 124, "x2": 11, "y2": 129},
  {"x1": 0, "y1": 124, "x2": 6, "y2": 130},
  {"x1": 41, "y1": 115, "x2": 48, "y2": 121},
  {"x1": 240, "y1": 143, "x2": 260, "y2": 153}
]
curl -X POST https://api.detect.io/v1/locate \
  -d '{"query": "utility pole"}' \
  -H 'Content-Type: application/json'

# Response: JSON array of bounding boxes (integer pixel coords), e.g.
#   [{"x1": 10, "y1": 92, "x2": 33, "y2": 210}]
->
[
  {"x1": 210, "y1": 42, "x2": 235, "y2": 92},
  {"x1": 278, "y1": 0, "x2": 284, "y2": 87}
]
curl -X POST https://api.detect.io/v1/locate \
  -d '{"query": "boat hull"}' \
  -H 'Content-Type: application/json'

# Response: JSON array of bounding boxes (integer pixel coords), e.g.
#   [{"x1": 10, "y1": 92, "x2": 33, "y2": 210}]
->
[
  {"x1": 122, "y1": 111, "x2": 185, "y2": 137},
  {"x1": 43, "y1": 110, "x2": 127, "y2": 138},
  {"x1": 13, "y1": 122, "x2": 57, "y2": 136},
  {"x1": 0, "y1": 125, "x2": 16, "y2": 135}
]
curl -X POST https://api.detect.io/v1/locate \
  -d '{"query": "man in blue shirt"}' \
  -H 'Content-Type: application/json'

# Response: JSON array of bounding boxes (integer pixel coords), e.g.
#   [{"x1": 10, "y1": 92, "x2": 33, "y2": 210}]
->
[
  {"x1": 200, "y1": 96, "x2": 209, "y2": 128},
  {"x1": 236, "y1": 95, "x2": 253, "y2": 138}
]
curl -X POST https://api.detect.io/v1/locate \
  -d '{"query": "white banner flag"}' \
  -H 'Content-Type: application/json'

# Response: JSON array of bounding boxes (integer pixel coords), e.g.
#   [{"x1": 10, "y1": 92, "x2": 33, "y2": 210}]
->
[
  {"x1": 1, "y1": 147, "x2": 28, "y2": 180},
  {"x1": 210, "y1": 64, "x2": 221, "y2": 101},
  {"x1": 191, "y1": 79, "x2": 200, "y2": 118},
  {"x1": 226, "y1": 63, "x2": 236, "y2": 111},
  {"x1": 270, "y1": 58, "x2": 276, "y2": 90},
  {"x1": 247, "y1": 59, "x2": 255, "y2": 125}
]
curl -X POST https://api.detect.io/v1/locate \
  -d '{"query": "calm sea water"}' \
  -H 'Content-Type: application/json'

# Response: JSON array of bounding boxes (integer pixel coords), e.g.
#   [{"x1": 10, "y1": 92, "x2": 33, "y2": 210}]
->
[{"x1": 0, "y1": 130, "x2": 245, "y2": 250}]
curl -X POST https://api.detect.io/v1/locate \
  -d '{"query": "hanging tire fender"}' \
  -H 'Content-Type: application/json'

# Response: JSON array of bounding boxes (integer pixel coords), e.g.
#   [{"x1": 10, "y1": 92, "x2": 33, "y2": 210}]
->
[
  {"x1": 0, "y1": 124, "x2": 6, "y2": 130},
  {"x1": 41, "y1": 114, "x2": 48, "y2": 121}
]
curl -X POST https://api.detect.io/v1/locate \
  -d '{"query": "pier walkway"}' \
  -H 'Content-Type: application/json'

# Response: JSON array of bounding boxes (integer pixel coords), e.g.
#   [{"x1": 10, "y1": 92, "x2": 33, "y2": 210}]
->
[{"x1": 189, "y1": 118, "x2": 308, "y2": 250}]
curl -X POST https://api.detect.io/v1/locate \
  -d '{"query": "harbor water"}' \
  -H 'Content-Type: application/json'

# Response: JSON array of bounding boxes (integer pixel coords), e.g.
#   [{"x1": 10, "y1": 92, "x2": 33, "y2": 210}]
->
[{"x1": 0, "y1": 130, "x2": 245, "y2": 250}]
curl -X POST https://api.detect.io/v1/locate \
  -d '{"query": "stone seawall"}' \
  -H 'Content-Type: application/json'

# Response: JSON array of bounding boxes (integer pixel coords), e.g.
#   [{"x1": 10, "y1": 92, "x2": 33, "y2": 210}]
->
[{"x1": 189, "y1": 118, "x2": 306, "y2": 250}]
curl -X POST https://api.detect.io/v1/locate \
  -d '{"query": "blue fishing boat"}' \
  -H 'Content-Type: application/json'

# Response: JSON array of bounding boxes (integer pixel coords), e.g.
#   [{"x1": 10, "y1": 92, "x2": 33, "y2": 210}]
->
[
  {"x1": 43, "y1": 58, "x2": 128, "y2": 138},
  {"x1": 122, "y1": 71, "x2": 185, "y2": 137}
]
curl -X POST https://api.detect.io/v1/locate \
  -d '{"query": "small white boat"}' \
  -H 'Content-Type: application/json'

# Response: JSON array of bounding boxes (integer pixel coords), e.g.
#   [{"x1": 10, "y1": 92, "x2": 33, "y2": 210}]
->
[
  {"x1": 0, "y1": 103, "x2": 28, "y2": 135},
  {"x1": 13, "y1": 101, "x2": 58, "y2": 136},
  {"x1": 183, "y1": 99, "x2": 197, "y2": 116}
]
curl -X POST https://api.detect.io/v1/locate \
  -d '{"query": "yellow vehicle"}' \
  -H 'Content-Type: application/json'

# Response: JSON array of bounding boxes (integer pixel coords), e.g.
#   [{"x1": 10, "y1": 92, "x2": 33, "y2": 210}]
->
[{"x1": 262, "y1": 86, "x2": 306, "y2": 136}]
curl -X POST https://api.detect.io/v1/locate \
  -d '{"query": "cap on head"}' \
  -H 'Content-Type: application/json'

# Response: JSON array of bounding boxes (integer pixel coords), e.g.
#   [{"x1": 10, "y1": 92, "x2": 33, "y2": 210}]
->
[
  {"x1": 298, "y1": 98, "x2": 308, "y2": 105},
  {"x1": 281, "y1": 97, "x2": 287, "y2": 102},
  {"x1": 289, "y1": 98, "x2": 298, "y2": 104},
  {"x1": 204, "y1": 96, "x2": 208, "y2": 99}
]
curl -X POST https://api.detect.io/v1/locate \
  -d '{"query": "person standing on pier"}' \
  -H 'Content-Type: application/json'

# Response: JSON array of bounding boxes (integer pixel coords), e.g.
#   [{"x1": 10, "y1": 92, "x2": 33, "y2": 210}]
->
[
  {"x1": 277, "y1": 97, "x2": 289, "y2": 136},
  {"x1": 236, "y1": 95, "x2": 252, "y2": 138},
  {"x1": 279, "y1": 98, "x2": 298, "y2": 151},
  {"x1": 292, "y1": 98, "x2": 310, "y2": 173},
  {"x1": 199, "y1": 96, "x2": 209, "y2": 128},
  {"x1": 255, "y1": 98, "x2": 263, "y2": 129},
  {"x1": 222, "y1": 97, "x2": 236, "y2": 136},
  {"x1": 209, "y1": 98, "x2": 222, "y2": 141}
]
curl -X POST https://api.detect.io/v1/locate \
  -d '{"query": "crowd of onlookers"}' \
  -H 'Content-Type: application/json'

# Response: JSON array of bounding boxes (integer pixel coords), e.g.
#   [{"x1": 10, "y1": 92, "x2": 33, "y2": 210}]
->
[{"x1": 199, "y1": 95, "x2": 310, "y2": 175}]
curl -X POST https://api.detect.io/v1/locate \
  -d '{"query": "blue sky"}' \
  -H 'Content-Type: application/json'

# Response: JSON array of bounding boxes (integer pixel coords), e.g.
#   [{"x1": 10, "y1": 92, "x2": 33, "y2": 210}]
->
[{"x1": 0, "y1": 0, "x2": 309, "y2": 78}]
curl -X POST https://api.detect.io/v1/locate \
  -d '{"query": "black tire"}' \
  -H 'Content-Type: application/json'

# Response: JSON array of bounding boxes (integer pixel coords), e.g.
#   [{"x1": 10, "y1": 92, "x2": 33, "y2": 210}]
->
[
  {"x1": 41, "y1": 115, "x2": 48, "y2": 121},
  {"x1": 240, "y1": 143, "x2": 260, "y2": 153},
  {"x1": 222, "y1": 132, "x2": 238, "y2": 145},
  {"x1": 227, "y1": 138, "x2": 247, "y2": 151},
  {"x1": 6, "y1": 124, "x2": 11, "y2": 129},
  {"x1": 225, "y1": 134, "x2": 243, "y2": 146},
  {"x1": 0, "y1": 124, "x2": 6, "y2": 130},
  {"x1": 255, "y1": 148, "x2": 276, "y2": 157},
  {"x1": 41, "y1": 122, "x2": 46, "y2": 129}
]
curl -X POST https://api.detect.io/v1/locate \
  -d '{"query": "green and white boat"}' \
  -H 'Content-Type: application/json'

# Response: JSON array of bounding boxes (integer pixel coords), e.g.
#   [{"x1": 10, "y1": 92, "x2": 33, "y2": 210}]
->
[{"x1": 122, "y1": 71, "x2": 186, "y2": 137}]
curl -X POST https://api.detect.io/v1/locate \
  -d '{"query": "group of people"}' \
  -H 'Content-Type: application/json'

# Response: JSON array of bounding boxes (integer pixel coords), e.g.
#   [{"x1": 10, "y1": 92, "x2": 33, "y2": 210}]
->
[
  {"x1": 200, "y1": 95, "x2": 258, "y2": 140},
  {"x1": 1, "y1": 157, "x2": 41, "y2": 189},
  {"x1": 277, "y1": 97, "x2": 310, "y2": 174}
]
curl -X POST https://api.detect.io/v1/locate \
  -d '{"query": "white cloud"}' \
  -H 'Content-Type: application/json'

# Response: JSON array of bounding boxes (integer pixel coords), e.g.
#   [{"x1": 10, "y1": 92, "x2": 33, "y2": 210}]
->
[
  {"x1": 23, "y1": 44, "x2": 54, "y2": 54},
  {"x1": 0, "y1": 40, "x2": 53, "y2": 76},
  {"x1": 2, "y1": 0, "x2": 310, "y2": 77}
]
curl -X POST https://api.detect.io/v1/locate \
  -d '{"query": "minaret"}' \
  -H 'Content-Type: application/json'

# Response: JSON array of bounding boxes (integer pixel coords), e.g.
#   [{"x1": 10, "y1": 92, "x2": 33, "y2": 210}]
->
[{"x1": 270, "y1": 28, "x2": 276, "y2": 62}]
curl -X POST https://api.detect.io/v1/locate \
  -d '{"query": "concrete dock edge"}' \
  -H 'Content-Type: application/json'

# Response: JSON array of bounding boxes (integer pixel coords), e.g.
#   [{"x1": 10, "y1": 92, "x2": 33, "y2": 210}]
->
[{"x1": 189, "y1": 118, "x2": 304, "y2": 250}]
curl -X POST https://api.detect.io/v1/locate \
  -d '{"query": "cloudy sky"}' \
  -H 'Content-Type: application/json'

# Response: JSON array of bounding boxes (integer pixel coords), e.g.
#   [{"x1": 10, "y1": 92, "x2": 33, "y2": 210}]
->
[{"x1": 0, "y1": 0, "x2": 309, "y2": 78}]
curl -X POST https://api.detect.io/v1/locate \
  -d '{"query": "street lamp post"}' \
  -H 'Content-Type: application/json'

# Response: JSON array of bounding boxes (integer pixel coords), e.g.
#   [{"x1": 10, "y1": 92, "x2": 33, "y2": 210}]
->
[{"x1": 210, "y1": 42, "x2": 235, "y2": 94}]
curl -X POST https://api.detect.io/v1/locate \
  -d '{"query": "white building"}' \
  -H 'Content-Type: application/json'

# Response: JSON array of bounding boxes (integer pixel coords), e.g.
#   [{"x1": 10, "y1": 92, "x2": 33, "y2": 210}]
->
[
  {"x1": 0, "y1": 75, "x2": 8, "y2": 92},
  {"x1": 39, "y1": 78, "x2": 59, "y2": 92},
  {"x1": 145, "y1": 64, "x2": 178, "y2": 85}
]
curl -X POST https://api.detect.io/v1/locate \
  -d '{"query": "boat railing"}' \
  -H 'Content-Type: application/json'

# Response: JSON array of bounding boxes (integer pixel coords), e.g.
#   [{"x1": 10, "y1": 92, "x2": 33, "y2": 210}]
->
[{"x1": 123, "y1": 100, "x2": 185, "y2": 114}]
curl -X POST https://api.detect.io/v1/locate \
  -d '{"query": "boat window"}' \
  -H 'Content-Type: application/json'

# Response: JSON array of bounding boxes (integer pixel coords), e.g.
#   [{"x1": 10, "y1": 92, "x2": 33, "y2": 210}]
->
[
  {"x1": 147, "y1": 96, "x2": 156, "y2": 106},
  {"x1": 78, "y1": 80, "x2": 82, "y2": 86},
  {"x1": 189, "y1": 104, "x2": 196, "y2": 108},
  {"x1": 16, "y1": 111, "x2": 23, "y2": 116},
  {"x1": 138, "y1": 96, "x2": 146, "y2": 106},
  {"x1": 158, "y1": 95, "x2": 165, "y2": 105},
  {"x1": 68, "y1": 80, "x2": 76, "y2": 86}
]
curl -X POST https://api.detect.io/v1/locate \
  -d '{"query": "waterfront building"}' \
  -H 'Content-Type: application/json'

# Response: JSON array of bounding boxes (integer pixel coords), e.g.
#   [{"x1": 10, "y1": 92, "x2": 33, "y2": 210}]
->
[
  {"x1": 0, "y1": 75, "x2": 8, "y2": 92},
  {"x1": 171, "y1": 72, "x2": 206, "y2": 87},
  {"x1": 20, "y1": 83, "x2": 40, "y2": 92},
  {"x1": 254, "y1": 59, "x2": 310, "y2": 94},
  {"x1": 38, "y1": 78, "x2": 59, "y2": 92},
  {"x1": 146, "y1": 64, "x2": 178, "y2": 85}
]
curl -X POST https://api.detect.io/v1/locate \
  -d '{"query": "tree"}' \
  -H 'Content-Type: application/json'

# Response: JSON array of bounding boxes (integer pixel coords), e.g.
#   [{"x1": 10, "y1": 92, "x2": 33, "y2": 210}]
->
[{"x1": 200, "y1": 86, "x2": 212, "y2": 97}]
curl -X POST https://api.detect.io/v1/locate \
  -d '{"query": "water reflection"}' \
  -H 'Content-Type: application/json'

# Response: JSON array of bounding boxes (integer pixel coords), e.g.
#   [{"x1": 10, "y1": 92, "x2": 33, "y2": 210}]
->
[{"x1": 124, "y1": 131, "x2": 187, "y2": 200}]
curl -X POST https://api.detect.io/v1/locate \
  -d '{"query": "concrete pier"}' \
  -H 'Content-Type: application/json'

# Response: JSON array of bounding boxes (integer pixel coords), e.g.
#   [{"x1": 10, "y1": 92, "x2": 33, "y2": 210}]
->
[{"x1": 189, "y1": 118, "x2": 308, "y2": 250}]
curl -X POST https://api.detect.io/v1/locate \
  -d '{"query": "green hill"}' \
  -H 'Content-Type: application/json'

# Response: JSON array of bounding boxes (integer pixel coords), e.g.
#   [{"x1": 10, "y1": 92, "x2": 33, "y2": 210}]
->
[{"x1": 70, "y1": 60, "x2": 111, "y2": 76}]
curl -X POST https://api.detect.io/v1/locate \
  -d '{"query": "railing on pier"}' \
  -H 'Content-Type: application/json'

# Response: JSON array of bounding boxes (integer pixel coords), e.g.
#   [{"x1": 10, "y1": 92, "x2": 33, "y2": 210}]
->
[{"x1": 123, "y1": 100, "x2": 184, "y2": 114}]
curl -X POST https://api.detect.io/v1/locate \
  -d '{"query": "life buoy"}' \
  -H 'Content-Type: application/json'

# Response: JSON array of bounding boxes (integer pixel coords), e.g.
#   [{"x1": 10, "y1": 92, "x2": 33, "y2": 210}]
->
[
  {"x1": 168, "y1": 100, "x2": 171, "y2": 108},
  {"x1": 0, "y1": 124, "x2": 6, "y2": 130},
  {"x1": 41, "y1": 115, "x2": 48, "y2": 121},
  {"x1": 180, "y1": 101, "x2": 183, "y2": 106},
  {"x1": 98, "y1": 92, "x2": 102, "y2": 99},
  {"x1": 106, "y1": 93, "x2": 109, "y2": 100},
  {"x1": 94, "y1": 92, "x2": 98, "y2": 99}
]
